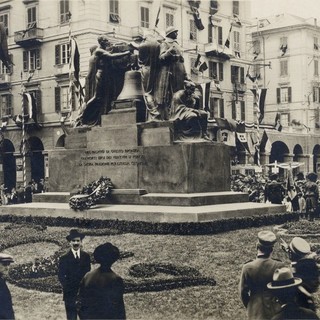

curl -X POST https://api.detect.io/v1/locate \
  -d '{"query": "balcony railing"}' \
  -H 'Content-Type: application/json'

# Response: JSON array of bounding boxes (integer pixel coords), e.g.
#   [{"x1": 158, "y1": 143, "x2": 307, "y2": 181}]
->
[{"x1": 14, "y1": 28, "x2": 44, "y2": 46}]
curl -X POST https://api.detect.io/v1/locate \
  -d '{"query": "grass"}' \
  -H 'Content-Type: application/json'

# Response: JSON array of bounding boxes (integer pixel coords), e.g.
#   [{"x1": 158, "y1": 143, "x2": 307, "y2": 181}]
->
[{"x1": 2, "y1": 221, "x2": 320, "y2": 320}]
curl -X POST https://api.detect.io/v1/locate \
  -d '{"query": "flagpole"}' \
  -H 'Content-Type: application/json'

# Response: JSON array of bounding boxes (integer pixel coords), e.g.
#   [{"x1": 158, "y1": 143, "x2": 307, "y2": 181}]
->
[
  {"x1": 68, "y1": 11, "x2": 73, "y2": 119},
  {"x1": 20, "y1": 72, "x2": 27, "y2": 201}
]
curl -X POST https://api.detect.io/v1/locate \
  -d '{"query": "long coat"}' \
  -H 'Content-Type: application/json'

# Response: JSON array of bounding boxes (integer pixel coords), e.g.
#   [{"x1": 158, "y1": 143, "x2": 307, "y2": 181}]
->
[
  {"x1": 271, "y1": 303, "x2": 319, "y2": 320},
  {"x1": 239, "y1": 255, "x2": 286, "y2": 320},
  {"x1": 77, "y1": 267, "x2": 126, "y2": 320},
  {"x1": 0, "y1": 276, "x2": 15, "y2": 319},
  {"x1": 58, "y1": 250, "x2": 91, "y2": 301}
]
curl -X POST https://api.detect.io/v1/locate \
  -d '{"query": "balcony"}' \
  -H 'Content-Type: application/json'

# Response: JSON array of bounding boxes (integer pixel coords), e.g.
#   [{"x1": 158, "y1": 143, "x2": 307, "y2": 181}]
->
[
  {"x1": 205, "y1": 43, "x2": 230, "y2": 60},
  {"x1": 14, "y1": 28, "x2": 44, "y2": 46}
]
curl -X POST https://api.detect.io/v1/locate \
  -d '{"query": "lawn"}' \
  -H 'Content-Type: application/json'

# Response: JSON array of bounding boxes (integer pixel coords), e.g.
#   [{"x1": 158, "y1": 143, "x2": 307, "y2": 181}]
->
[{"x1": 1, "y1": 220, "x2": 320, "y2": 320}]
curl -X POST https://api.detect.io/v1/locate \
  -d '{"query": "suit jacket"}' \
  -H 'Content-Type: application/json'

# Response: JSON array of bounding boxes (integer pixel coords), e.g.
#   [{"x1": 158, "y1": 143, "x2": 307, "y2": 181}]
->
[
  {"x1": 0, "y1": 277, "x2": 15, "y2": 319},
  {"x1": 58, "y1": 249, "x2": 91, "y2": 300},
  {"x1": 271, "y1": 302, "x2": 319, "y2": 320},
  {"x1": 239, "y1": 255, "x2": 286, "y2": 320},
  {"x1": 77, "y1": 267, "x2": 126, "y2": 319}
]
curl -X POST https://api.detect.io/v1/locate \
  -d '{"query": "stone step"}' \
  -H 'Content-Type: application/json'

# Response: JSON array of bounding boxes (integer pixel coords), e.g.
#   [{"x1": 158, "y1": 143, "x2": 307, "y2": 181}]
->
[
  {"x1": 0, "y1": 202, "x2": 286, "y2": 223},
  {"x1": 33, "y1": 190, "x2": 248, "y2": 206}
]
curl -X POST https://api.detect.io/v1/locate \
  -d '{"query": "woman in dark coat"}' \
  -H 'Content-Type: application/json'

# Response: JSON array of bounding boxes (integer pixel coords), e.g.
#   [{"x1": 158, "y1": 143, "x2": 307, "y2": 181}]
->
[{"x1": 77, "y1": 242, "x2": 126, "y2": 320}]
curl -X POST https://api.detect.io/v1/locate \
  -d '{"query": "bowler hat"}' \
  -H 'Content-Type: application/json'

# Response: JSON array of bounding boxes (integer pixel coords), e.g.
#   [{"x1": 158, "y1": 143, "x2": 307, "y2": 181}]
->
[
  {"x1": 0, "y1": 253, "x2": 14, "y2": 264},
  {"x1": 257, "y1": 230, "x2": 277, "y2": 247},
  {"x1": 307, "y1": 172, "x2": 318, "y2": 182},
  {"x1": 66, "y1": 229, "x2": 85, "y2": 242},
  {"x1": 289, "y1": 237, "x2": 311, "y2": 256},
  {"x1": 165, "y1": 26, "x2": 178, "y2": 37},
  {"x1": 94, "y1": 242, "x2": 120, "y2": 265},
  {"x1": 267, "y1": 267, "x2": 302, "y2": 289}
]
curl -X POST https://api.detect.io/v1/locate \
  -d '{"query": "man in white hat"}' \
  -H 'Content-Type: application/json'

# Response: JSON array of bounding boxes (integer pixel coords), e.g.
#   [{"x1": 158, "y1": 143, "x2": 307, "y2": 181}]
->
[
  {"x1": 239, "y1": 230, "x2": 286, "y2": 320},
  {"x1": 155, "y1": 26, "x2": 188, "y2": 120},
  {"x1": 268, "y1": 267, "x2": 319, "y2": 319},
  {"x1": 288, "y1": 237, "x2": 319, "y2": 311},
  {"x1": 0, "y1": 253, "x2": 15, "y2": 319}
]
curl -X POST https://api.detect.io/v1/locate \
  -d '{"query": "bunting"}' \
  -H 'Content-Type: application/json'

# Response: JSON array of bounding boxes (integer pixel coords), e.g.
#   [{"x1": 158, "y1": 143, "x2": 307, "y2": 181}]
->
[
  {"x1": 0, "y1": 23, "x2": 12, "y2": 70},
  {"x1": 233, "y1": 14, "x2": 242, "y2": 26},
  {"x1": 224, "y1": 25, "x2": 232, "y2": 49}
]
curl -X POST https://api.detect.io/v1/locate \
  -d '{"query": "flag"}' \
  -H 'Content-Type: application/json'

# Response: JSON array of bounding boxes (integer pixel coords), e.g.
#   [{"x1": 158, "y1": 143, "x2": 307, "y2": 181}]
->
[
  {"x1": 219, "y1": 129, "x2": 235, "y2": 146},
  {"x1": 155, "y1": 5, "x2": 161, "y2": 28},
  {"x1": 233, "y1": 14, "x2": 242, "y2": 26},
  {"x1": 287, "y1": 167, "x2": 297, "y2": 200},
  {"x1": 258, "y1": 88, "x2": 267, "y2": 123},
  {"x1": 214, "y1": 79, "x2": 221, "y2": 91},
  {"x1": 224, "y1": 25, "x2": 232, "y2": 48},
  {"x1": 196, "y1": 82, "x2": 211, "y2": 111},
  {"x1": 280, "y1": 44, "x2": 287, "y2": 56},
  {"x1": 194, "y1": 54, "x2": 201, "y2": 68},
  {"x1": 260, "y1": 130, "x2": 272, "y2": 153},
  {"x1": 274, "y1": 112, "x2": 282, "y2": 131},
  {"x1": 314, "y1": 43, "x2": 319, "y2": 50},
  {"x1": 188, "y1": 1, "x2": 204, "y2": 30},
  {"x1": 235, "y1": 51, "x2": 241, "y2": 58},
  {"x1": 253, "y1": 51, "x2": 259, "y2": 60},
  {"x1": 0, "y1": 23, "x2": 12, "y2": 69},
  {"x1": 199, "y1": 62, "x2": 208, "y2": 73},
  {"x1": 24, "y1": 92, "x2": 34, "y2": 119}
]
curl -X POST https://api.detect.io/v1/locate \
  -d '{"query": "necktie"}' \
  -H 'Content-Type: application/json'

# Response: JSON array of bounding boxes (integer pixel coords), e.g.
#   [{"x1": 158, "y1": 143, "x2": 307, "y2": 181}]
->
[{"x1": 75, "y1": 252, "x2": 80, "y2": 260}]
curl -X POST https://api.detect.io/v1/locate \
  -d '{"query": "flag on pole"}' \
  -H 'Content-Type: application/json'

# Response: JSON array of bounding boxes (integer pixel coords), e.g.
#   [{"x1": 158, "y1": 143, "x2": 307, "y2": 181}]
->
[
  {"x1": 274, "y1": 112, "x2": 283, "y2": 131},
  {"x1": 233, "y1": 14, "x2": 242, "y2": 26},
  {"x1": 260, "y1": 130, "x2": 272, "y2": 153},
  {"x1": 24, "y1": 92, "x2": 33, "y2": 119},
  {"x1": 0, "y1": 23, "x2": 12, "y2": 70},
  {"x1": 280, "y1": 44, "x2": 287, "y2": 56},
  {"x1": 224, "y1": 25, "x2": 232, "y2": 49},
  {"x1": 155, "y1": 4, "x2": 161, "y2": 28}
]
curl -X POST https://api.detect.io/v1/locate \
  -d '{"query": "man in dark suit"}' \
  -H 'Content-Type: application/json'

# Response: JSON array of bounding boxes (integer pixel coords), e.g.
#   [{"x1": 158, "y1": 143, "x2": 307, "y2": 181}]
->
[
  {"x1": 0, "y1": 253, "x2": 15, "y2": 319},
  {"x1": 268, "y1": 267, "x2": 319, "y2": 320},
  {"x1": 77, "y1": 242, "x2": 126, "y2": 319},
  {"x1": 239, "y1": 230, "x2": 286, "y2": 320},
  {"x1": 58, "y1": 229, "x2": 91, "y2": 320}
]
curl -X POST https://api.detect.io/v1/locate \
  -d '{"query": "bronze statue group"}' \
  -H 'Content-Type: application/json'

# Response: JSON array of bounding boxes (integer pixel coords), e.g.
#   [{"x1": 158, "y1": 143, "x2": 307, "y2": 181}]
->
[{"x1": 75, "y1": 27, "x2": 212, "y2": 141}]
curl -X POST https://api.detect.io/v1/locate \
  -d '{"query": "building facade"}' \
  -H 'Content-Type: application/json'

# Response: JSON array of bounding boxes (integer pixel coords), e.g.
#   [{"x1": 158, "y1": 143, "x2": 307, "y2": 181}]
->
[{"x1": 0, "y1": 0, "x2": 253, "y2": 190}]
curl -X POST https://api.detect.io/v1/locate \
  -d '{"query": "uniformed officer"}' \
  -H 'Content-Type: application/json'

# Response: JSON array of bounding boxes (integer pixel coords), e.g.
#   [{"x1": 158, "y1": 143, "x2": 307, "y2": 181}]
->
[
  {"x1": 239, "y1": 230, "x2": 286, "y2": 320},
  {"x1": 288, "y1": 237, "x2": 320, "y2": 311}
]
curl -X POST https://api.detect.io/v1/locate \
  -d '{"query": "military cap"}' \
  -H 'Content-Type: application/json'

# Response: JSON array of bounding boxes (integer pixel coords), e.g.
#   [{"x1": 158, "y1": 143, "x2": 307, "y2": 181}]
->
[
  {"x1": 267, "y1": 267, "x2": 302, "y2": 289},
  {"x1": 0, "y1": 253, "x2": 14, "y2": 264},
  {"x1": 257, "y1": 230, "x2": 277, "y2": 247},
  {"x1": 289, "y1": 237, "x2": 311, "y2": 256},
  {"x1": 165, "y1": 26, "x2": 178, "y2": 37}
]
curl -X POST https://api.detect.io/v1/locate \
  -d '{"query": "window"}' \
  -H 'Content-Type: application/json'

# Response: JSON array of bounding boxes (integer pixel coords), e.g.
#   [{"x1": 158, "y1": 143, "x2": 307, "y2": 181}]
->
[
  {"x1": 209, "y1": 61, "x2": 223, "y2": 81},
  {"x1": 109, "y1": 0, "x2": 120, "y2": 23},
  {"x1": 23, "y1": 90, "x2": 41, "y2": 118},
  {"x1": 232, "y1": 1, "x2": 239, "y2": 15},
  {"x1": 27, "y1": 6, "x2": 37, "y2": 28},
  {"x1": 281, "y1": 113, "x2": 289, "y2": 127},
  {"x1": 314, "y1": 37, "x2": 319, "y2": 50},
  {"x1": 0, "y1": 13, "x2": 8, "y2": 35},
  {"x1": 210, "y1": 97, "x2": 224, "y2": 118},
  {"x1": 210, "y1": 0, "x2": 218, "y2": 14},
  {"x1": 0, "y1": 94, "x2": 12, "y2": 117},
  {"x1": 208, "y1": 24, "x2": 213, "y2": 43},
  {"x1": 315, "y1": 60, "x2": 319, "y2": 76},
  {"x1": 55, "y1": 43, "x2": 70, "y2": 65},
  {"x1": 240, "y1": 101, "x2": 245, "y2": 121},
  {"x1": 277, "y1": 87, "x2": 292, "y2": 104},
  {"x1": 280, "y1": 60, "x2": 288, "y2": 76},
  {"x1": 217, "y1": 26, "x2": 223, "y2": 45},
  {"x1": 313, "y1": 87, "x2": 320, "y2": 102},
  {"x1": 233, "y1": 30, "x2": 240, "y2": 52},
  {"x1": 60, "y1": 0, "x2": 70, "y2": 24},
  {"x1": 280, "y1": 36, "x2": 287, "y2": 47},
  {"x1": 253, "y1": 40, "x2": 260, "y2": 55},
  {"x1": 55, "y1": 86, "x2": 75, "y2": 113},
  {"x1": 231, "y1": 65, "x2": 245, "y2": 84},
  {"x1": 140, "y1": 7, "x2": 149, "y2": 28},
  {"x1": 190, "y1": 20, "x2": 197, "y2": 41},
  {"x1": 165, "y1": 12, "x2": 174, "y2": 28},
  {"x1": 23, "y1": 49, "x2": 41, "y2": 71},
  {"x1": 0, "y1": 59, "x2": 10, "y2": 74},
  {"x1": 231, "y1": 101, "x2": 237, "y2": 119}
]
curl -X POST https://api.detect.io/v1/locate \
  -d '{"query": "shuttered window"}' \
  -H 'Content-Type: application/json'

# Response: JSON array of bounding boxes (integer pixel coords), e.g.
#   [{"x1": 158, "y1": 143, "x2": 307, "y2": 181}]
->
[
  {"x1": 23, "y1": 49, "x2": 41, "y2": 71},
  {"x1": 140, "y1": 7, "x2": 149, "y2": 28},
  {"x1": 55, "y1": 43, "x2": 70, "y2": 65},
  {"x1": 60, "y1": 0, "x2": 70, "y2": 24},
  {"x1": 0, "y1": 94, "x2": 12, "y2": 117}
]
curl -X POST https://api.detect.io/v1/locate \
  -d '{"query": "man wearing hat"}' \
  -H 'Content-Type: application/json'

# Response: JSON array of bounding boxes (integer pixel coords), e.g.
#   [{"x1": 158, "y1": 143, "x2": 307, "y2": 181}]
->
[
  {"x1": 0, "y1": 253, "x2": 15, "y2": 319},
  {"x1": 264, "y1": 173, "x2": 285, "y2": 204},
  {"x1": 268, "y1": 267, "x2": 319, "y2": 319},
  {"x1": 288, "y1": 237, "x2": 319, "y2": 311},
  {"x1": 155, "y1": 26, "x2": 188, "y2": 120},
  {"x1": 77, "y1": 242, "x2": 126, "y2": 320},
  {"x1": 58, "y1": 229, "x2": 91, "y2": 320},
  {"x1": 171, "y1": 80, "x2": 211, "y2": 140},
  {"x1": 239, "y1": 230, "x2": 286, "y2": 320}
]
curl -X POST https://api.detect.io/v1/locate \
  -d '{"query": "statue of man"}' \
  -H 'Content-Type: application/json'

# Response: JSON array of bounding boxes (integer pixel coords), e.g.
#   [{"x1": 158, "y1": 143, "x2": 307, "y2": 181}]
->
[
  {"x1": 79, "y1": 35, "x2": 131, "y2": 126},
  {"x1": 171, "y1": 80, "x2": 211, "y2": 141},
  {"x1": 155, "y1": 27, "x2": 188, "y2": 120}
]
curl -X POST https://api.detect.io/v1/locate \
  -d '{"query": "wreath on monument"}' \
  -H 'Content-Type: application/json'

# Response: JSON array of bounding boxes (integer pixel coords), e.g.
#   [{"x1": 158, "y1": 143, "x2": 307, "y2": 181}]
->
[{"x1": 69, "y1": 176, "x2": 113, "y2": 211}]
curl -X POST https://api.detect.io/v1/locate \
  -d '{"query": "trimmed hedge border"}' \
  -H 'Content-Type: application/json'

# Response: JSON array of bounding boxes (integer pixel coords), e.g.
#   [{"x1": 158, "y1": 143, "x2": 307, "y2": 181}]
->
[{"x1": 0, "y1": 212, "x2": 299, "y2": 235}]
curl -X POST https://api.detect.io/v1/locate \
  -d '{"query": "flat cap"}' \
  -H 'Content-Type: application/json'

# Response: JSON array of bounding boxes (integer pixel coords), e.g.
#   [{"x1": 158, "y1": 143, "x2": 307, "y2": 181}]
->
[
  {"x1": 289, "y1": 237, "x2": 311, "y2": 256},
  {"x1": 258, "y1": 230, "x2": 277, "y2": 247},
  {"x1": 0, "y1": 253, "x2": 14, "y2": 264}
]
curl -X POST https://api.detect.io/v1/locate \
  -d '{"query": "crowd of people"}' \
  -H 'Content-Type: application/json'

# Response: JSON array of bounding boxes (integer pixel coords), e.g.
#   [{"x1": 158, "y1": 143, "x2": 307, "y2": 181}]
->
[
  {"x1": 231, "y1": 171, "x2": 320, "y2": 220},
  {"x1": 0, "y1": 178, "x2": 47, "y2": 205},
  {"x1": 240, "y1": 230, "x2": 320, "y2": 320}
]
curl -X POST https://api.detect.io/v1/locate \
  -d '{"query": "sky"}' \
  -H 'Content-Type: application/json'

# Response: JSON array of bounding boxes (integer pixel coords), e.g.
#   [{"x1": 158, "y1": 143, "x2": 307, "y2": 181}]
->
[{"x1": 250, "y1": 0, "x2": 320, "y2": 21}]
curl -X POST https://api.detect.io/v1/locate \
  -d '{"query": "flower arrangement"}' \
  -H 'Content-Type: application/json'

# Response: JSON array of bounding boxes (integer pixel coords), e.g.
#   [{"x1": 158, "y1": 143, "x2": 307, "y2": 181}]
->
[{"x1": 69, "y1": 176, "x2": 113, "y2": 211}]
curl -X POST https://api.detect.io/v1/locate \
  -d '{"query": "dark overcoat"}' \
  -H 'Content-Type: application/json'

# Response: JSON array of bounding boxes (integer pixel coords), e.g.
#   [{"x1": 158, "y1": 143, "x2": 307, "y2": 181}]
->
[
  {"x1": 271, "y1": 302, "x2": 319, "y2": 320},
  {"x1": 77, "y1": 267, "x2": 126, "y2": 320},
  {"x1": 0, "y1": 276, "x2": 15, "y2": 319},
  {"x1": 58, "y1": 249, "x2": 91, "y2": 301},
  {"x1": 239, "y1": 256, "x2": 286, "y2": 320}
]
